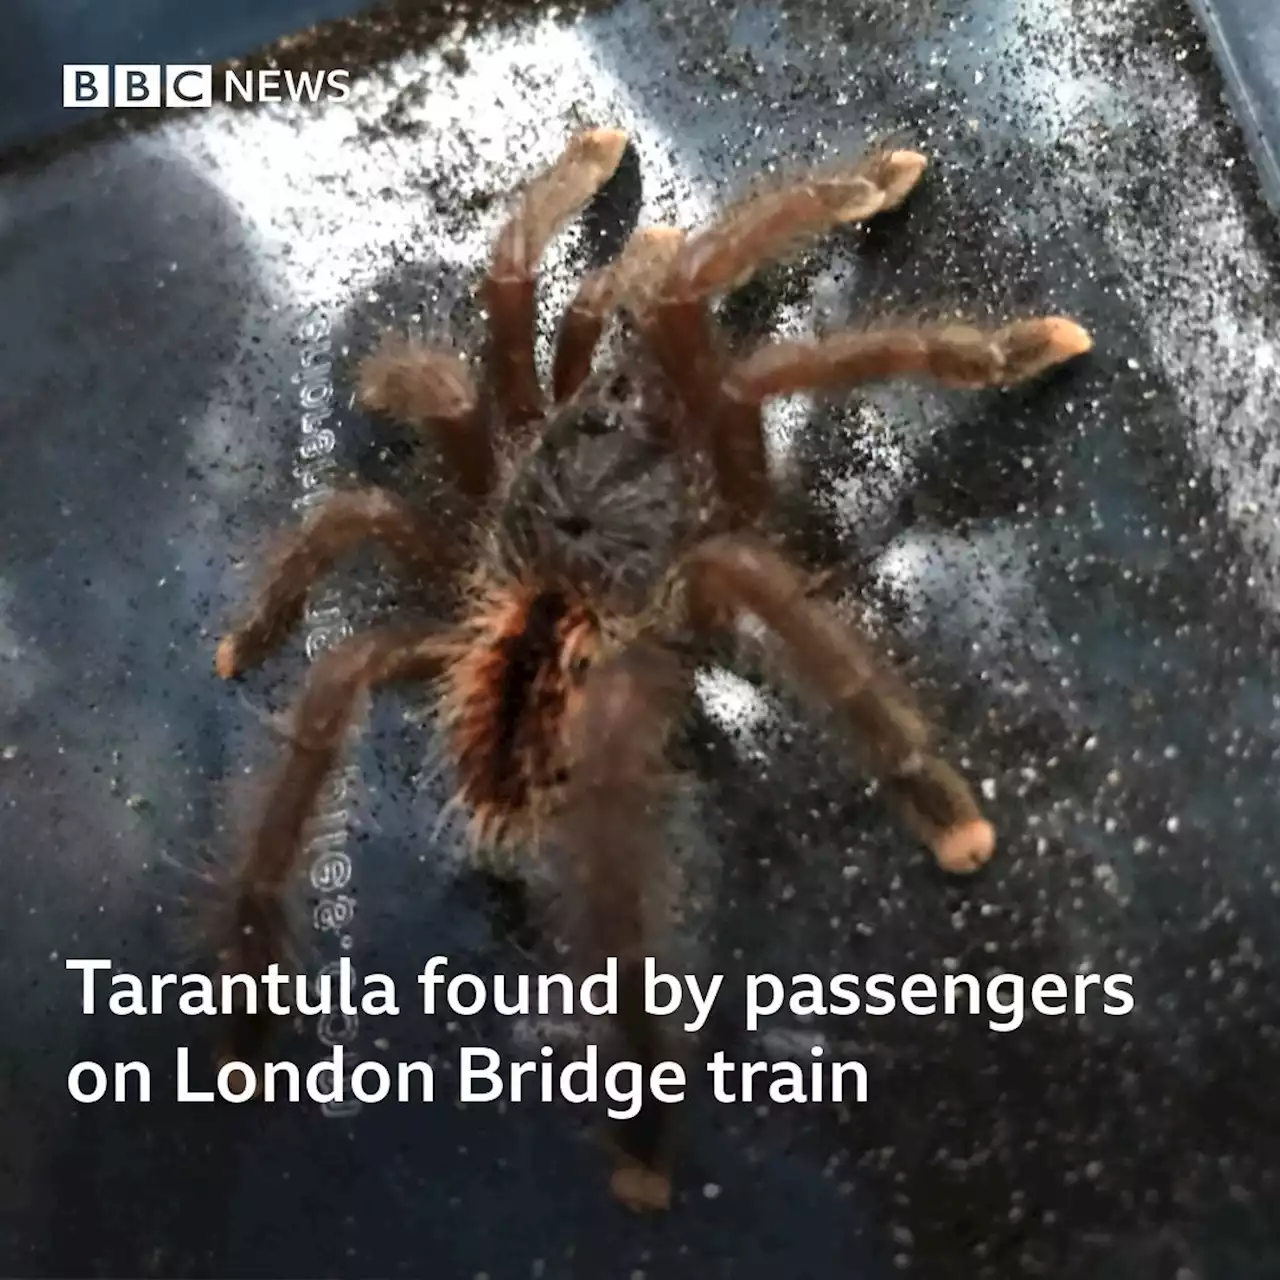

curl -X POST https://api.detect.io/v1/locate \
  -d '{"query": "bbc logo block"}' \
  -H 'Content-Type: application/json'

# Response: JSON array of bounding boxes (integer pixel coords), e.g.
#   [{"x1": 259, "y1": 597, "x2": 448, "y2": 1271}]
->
[
  {"x1": 63, "y1": 64, "x2": 213, "y2": 108},
  {"x1": 61, "y1": 64, "x2": 351, "y2": 109},
  {"x1": 62, "y1": 65, "x2": 108, "y2": 107}
]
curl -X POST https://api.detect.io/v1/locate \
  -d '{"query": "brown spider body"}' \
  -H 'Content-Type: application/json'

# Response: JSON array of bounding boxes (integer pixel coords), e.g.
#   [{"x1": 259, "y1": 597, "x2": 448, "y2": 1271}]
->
[
  {"x1": 434, "y1": 371, "x2": 706, "y2": 853},
  {"x1": 212, "y1": 128, "x2": 1094, "y2": 1212}
]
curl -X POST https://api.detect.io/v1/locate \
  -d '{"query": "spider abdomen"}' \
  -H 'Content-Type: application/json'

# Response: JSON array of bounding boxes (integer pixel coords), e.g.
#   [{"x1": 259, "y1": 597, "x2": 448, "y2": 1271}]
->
[{"x1": 440, "y1": 578, "x2": 600, "y2": 850}]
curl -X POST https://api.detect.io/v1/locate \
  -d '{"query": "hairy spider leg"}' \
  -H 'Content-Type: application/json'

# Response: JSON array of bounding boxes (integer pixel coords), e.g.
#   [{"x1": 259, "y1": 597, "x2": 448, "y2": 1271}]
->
[
  {"x1": 484, "y1": 128, "x2": 630, "y2": 441},
  {"x1": 213, "y1": 627, "x2": 451, "y2": 1062},
  {"x1": 723, "y1": 317, "x2": 1094, "y2": 403},
  {"x1": 550, "y1": 225, "x2": 687, "y2": 404},
  {"x1": 551, "y1": 639, "x2": 688, "y2": 1211},
  {"x1": 357, "y1": 338, "x2": 495, "y2": 499},
  {"x1": 215, "y1": 488, "x2": 461, "y2": 679},
  {"x1": 643, "y1": 147, "x2": 930, "y2": 524},
  {"x1": 683, "y1": 533, "x2": 995, "y2": 873}
]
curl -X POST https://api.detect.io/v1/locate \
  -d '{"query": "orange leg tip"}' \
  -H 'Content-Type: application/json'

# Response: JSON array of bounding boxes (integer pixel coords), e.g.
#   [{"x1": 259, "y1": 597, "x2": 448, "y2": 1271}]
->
[
  {"x1": 633, "y1": 225, "x2": 686, "y2": 248},
  {"x1": 574, "y1": 127, "x2": 630, "y2": 175},
  {"x1": 879, "y1": 150, "x2": 929, "y2": 208},
  {"x1": 610, "y1": 1163, "x2": 672, "y2": 1213},
  {"x1": 215, "y1": 636, "x2": 239, "y2": 680},
  {"x1": 1039, "y1": 317, "x2": 1094, "y2": 362},
  {"x1": 932, "y1": 818, "x2": 996, "y2": 874}
]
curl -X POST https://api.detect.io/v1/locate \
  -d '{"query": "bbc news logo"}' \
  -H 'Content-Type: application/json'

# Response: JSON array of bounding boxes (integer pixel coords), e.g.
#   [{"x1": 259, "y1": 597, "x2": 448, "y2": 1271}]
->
[{"x1": 62, "y1": 64, "x2": 352, "y2": 109}]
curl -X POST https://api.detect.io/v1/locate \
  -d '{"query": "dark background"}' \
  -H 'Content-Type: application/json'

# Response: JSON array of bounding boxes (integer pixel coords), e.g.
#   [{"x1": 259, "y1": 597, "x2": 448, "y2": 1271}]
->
[{"x1": 2, "y1": 0, "x2": 1280, "y2": 1277}]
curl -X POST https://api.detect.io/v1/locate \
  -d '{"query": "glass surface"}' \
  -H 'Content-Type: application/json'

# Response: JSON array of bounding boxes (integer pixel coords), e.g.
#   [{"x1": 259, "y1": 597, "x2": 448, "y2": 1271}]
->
[{"x1": 1190, "y1": 0, "x2": 1280, "y2": 211}]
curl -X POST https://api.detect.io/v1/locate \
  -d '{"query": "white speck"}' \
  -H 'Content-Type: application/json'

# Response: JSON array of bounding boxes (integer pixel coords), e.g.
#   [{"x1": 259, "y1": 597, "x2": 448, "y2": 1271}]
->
[
  {"x1": 694, "y1": 667, "x2": 771, "y2": 741},
  {"x1": 702, "y1": 1183, "x2": 722, "y2": 1199},
  {"x1": 980, "y1": 778, "x2": 998, "y2": 801}
]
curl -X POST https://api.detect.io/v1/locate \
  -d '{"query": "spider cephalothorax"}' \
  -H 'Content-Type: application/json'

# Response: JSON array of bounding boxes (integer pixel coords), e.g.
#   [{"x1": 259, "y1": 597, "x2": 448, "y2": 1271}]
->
[{"x1": 212, "y1": 128, "x2": 1092, "y2": 1211}]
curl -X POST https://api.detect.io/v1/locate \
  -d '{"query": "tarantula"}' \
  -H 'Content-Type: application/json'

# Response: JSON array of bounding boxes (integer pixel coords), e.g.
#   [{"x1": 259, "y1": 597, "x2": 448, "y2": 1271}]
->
[{"x1": 212, "y1": 128, "x2": 1091, "y2": 1211}]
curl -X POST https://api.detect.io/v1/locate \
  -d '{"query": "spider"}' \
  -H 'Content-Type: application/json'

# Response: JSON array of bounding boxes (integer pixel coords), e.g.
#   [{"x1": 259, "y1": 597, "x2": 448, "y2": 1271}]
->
[{"x1": 211, "y1": 128, "x2": 1092, "y2": 1212}]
